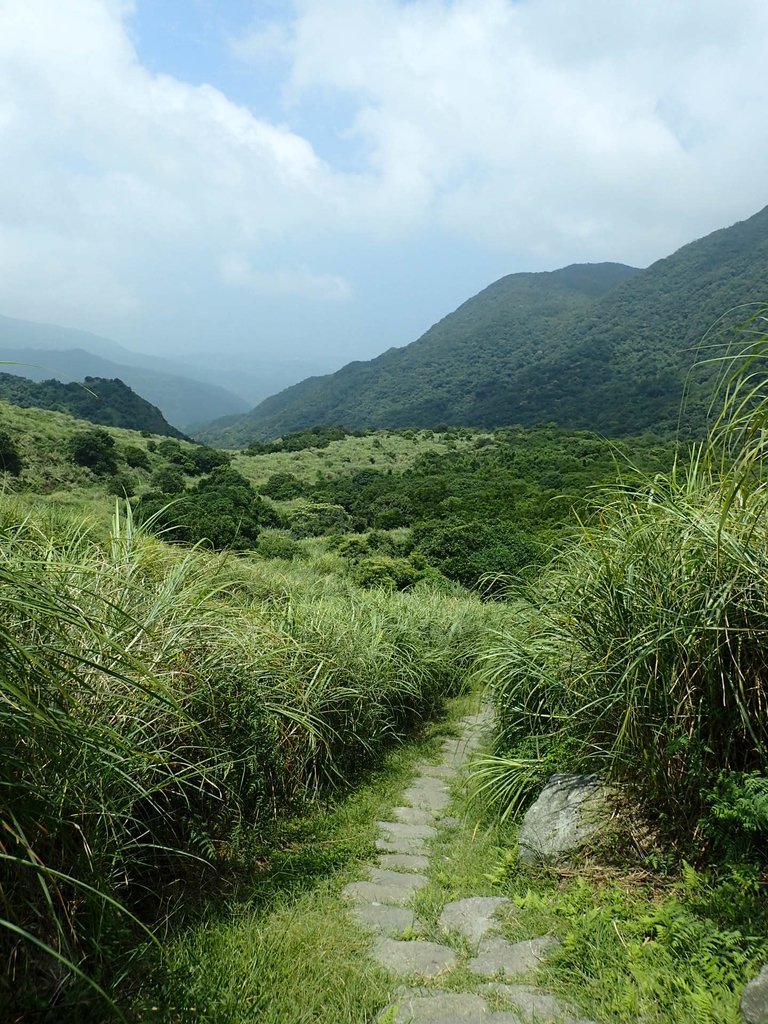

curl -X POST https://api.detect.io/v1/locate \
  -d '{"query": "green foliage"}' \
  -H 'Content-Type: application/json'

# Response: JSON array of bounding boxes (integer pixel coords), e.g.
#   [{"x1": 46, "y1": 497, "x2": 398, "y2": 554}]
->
[
  {"x1": 288, "y1": 501, "x2": 353, "y2": 538},
  {"x1": 0, "y1": 428, "x2": 22, "y2": 474},
  {"x1": 476, "y1": 330, "x2": 768, "y2": 847},
  {"x1": 212, "y1": 207, "x2": 768, "y2": 444},
  {"x1": 699, "y1": 773, "x2": 768, "y2": 861},
  {"x1": 67, "y1": 427, "x2": 118, "y2": 475},
  {"x1": 150, "y1": 465, "x2": 185, "y2": 494},
  {"x1": 139, "y1": 467, "x2": 280, "y2": 549},
  {"x1": 0, "y1": 371, "x2": 188, "y2": 437},
  {"x1": 256, "y1": 529, "x2": 305, "y2": 561},
  {"x1": 260, "y1": 471, "x2": 305, "y2": 500},
  {"x1": 501, "y1": 870, "x2": 768, "y2": 1024},
  {"x1": 122, "y1": 443, "x2": 151, "y2": 469},
  {"x1": 351, "y1": 555, "x2": 420, "y2": 590},
  {"x1": 0, "y1": 495, "x2": 493, "y2": 1015}
]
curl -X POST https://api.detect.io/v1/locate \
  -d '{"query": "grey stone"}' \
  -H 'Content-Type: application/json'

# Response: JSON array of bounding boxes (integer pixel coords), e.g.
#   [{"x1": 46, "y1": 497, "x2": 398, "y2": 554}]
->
[
  {"x1": 349, "y1": 903, "x2": 421, "y2": 937},
  {"x1": 439, "y1": 896, "x2": 513, "y2": 947},
  {"x1": 467, "y1": 936, "x2": 560, "y2": 979},
  {"x1": 484, "y1": 984, "x2": 600, "y2": 1024},
  {"x1": 343, "y1": 868, "x2": 428, "y2": 905},
  {"x1": 420, "y1": 763, "x2": 457, "y2": 779},
  {"x1": 378, "y1": 853, "x2": 431, "y2": 872},
  {"x1": 371, "y1": 938, "x2": 458, "y2": 979},
  {"x1": 742, "y1": 966, "x2": 768, "y2": 1024},
  {"x1": 402, "y1": 779, "x2": 452, "y2": 811},
  {"x1": 378, "y1": 989, "x2": 490, "y2": 1022},
  {"x1": 378, "y1": 821, "x2": 437, "y2": 842},
  {"x1": 517, "y1": 774, "x2": 611, "y2": 865},
  {"x1": 392, "y1": 805, "x2": 438, "y2": 826},
  {"x1": 376, "y1": 836, "x2": 429, "y2": 856}
]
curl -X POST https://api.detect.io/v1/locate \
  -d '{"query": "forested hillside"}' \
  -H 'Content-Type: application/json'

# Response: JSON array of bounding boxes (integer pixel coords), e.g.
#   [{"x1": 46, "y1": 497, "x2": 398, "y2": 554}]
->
[
  {"x1": 0, "y1": 341, "x2": 249, "y2": 429},
  {"x1": 0, "y1": 372, "x2": 188, "y2": 438},
  {"x1": 202, "y1": 205, "x2": 768, "y2": 445}
]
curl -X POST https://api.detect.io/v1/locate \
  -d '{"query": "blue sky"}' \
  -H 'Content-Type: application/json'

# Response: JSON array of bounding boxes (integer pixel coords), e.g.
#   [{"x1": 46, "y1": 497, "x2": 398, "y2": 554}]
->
[{"x1": 1, "y1": 0, "x2": 768, "y2": 400}]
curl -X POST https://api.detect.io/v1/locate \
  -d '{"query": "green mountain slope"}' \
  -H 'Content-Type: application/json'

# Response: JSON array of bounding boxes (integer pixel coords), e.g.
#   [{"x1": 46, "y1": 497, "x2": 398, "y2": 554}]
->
[
  {"x1": 0, "y1": 314, "x2": 250, "y2": 428},
  {"x1": 0, "y1": 372, "x2": 188, "y2": 438},
  {"x1": 202, "y1": 205, "x2": 768, "y2": 445}
]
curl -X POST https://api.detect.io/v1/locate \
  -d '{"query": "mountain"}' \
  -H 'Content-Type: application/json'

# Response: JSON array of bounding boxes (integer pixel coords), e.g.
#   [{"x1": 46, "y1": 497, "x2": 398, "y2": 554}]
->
[
  {"x1": 0, "y1": 315, "x2": 250, "y2": 429},
  {"x1": 201, "y1": 205, "x2": 768, "y2": 445},
  {"x1": 0, "y1": 372, "x2": 188, "y2": 439}
]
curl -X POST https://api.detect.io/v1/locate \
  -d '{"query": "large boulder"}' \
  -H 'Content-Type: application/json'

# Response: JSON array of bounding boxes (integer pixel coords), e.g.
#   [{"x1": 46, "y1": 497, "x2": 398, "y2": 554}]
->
[
  {"x1": 742, "y1": 966, "x2": 768, "y2": 1024},
  {"x1": 517, "y1": 774, "x2": 611, "y2": 865}
]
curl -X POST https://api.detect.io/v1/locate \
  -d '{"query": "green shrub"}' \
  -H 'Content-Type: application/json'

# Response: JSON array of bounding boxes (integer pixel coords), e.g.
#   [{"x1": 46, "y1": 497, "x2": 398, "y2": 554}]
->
[
  {"x1": 67, "y1": 427, "x2": 118, "y2": 475},
  {"x1": 122, "y1": 444, "x2": 151, "y2": 470},
  {"x1": 256, "y1": 530, "x2": 305, "y2": 561},
  {"x1": 0, "y1": 429, "x2": 22, "y2": 474},
  {"x1": 260, "y1": 472, "x2": 305, "y2": 500},
  {"x1": 288, "y1": 502, "x2": 353, "y2": 538},
  {"x1": 352, "y1": 556, "x2": 420, "y2": 590}
]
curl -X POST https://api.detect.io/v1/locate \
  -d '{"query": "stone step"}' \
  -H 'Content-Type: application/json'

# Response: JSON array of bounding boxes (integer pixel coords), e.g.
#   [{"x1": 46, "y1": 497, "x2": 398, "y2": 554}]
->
[
  {"x1": 349, "y1": 903, "x2": 421, "y2": 937},
  {"x1": 467, "y1": 935, "x2": 561, "y2": 979},
  {"x1": 343, "y1": 868, "x2": 428, "y2": 906},
  {"x1": 372, "y1": 938, "x2": 457, "y2": 979},
  {"x1": 439, "y1": 896, "x2": 513, "y2": 947},
  {"x1": 378, "y1": 853, "x2": 431, "y2": 872},
  {"x1": 391, "y1": 805, "x2": 439, "y2": 826}
]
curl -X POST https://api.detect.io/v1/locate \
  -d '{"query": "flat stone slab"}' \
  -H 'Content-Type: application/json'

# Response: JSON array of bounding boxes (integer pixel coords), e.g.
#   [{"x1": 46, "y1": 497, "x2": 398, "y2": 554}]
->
[
  {"x1": 392, "y1": 805, "x2": 438, "y2": 826},
  {"x1": 419, "y1": 763, "x2": 456, "y2": 779},
  {"x1": 468, "y1": 936, "x2": 561, "y2": 979},
  {"x1": 379, "y1": 989, "x2": 490, "y2": 1022},
  {"x1": 372, "y1": 938, "x2": 457, "y2": 979},
  {"x1": 378, "y1": 821, "x2": 437, "y2": 842},
  {"x1": 439, "y1": 896, "x2": 513, "y2": 947},
  {"x1": 378, "y1": 853, "x2": 431, "y2": 872},
  {"x1": 402, "y1": 780, "x2": 451, "y2": 812},
  {"x1": 376, "y1": 836, "x2": 429, "y2": 856},
  {"x1": 343, "y1": 868, "x2": 428, "y2": 906},
  {"x1": 349, "y1": 903, "x2": 421, "y2": 937},
  {"x1": 484, "y1": 984, "x2": 600, "y2": 1024}
]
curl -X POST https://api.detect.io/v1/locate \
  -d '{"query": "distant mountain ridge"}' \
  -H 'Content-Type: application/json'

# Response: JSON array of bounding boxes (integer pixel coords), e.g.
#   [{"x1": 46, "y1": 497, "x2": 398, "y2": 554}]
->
[
  {"x1": 0, "y1": 315, "x2": 249, "y2": 429},
  {"x1": 200, "y1": 205, "x2": 768, "y2": 445},
  {"x1": 0, "y1": 373, "x2": 189, "y2": 439}
]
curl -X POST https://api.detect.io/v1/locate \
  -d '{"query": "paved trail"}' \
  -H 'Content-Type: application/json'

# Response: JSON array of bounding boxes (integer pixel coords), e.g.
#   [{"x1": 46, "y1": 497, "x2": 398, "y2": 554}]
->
[{"x1": 342, "y1": 710, "x2": 599, "y2": 1024}]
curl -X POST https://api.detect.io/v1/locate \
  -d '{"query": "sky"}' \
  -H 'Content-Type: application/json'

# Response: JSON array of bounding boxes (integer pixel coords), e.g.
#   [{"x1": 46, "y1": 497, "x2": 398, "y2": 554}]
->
[{"x1": 1, "y1": 0, "x2": 768, "y2": 389}]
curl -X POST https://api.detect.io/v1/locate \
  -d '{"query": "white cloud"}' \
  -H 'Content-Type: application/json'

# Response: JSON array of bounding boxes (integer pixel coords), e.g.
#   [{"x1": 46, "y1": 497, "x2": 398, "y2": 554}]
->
[
  {"x1": 275, "y1": 0, "x2": 768, "y2": 260},
  {"x1": 1, "y1": 0, "x2": 767, "y2": 360},
  {"x1": 220, "y1": 255, "x2": 352, "y2": 301}
]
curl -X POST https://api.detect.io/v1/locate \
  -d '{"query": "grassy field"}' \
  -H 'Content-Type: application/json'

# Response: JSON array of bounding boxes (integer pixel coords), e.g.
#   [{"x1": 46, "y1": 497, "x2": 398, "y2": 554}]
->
[{"x1": 0, "y1": 487, "x2": 501, "y2": 1019}]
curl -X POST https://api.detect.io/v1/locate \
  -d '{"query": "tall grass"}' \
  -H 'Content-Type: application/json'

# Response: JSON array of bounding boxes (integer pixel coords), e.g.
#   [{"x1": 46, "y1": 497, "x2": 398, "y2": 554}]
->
[
  {"x1": 0, "y1": 496, "x2": 490, "y2": 1017},
  {"x1": 474, "y1": 324, "x2": 768, "y2": 843}
]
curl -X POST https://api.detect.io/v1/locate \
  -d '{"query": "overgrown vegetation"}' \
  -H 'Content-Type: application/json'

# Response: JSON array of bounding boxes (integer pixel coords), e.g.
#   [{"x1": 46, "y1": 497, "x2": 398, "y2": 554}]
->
[
  {"x1": 0, "y1": 371, "x2": 188, "y2": 437},
  {"x1": 475, "y1": 323, "x2": 768, "y2": 858},
  {"x1": 0, "y1": 495, "x2": 493, "y2": 1018}
]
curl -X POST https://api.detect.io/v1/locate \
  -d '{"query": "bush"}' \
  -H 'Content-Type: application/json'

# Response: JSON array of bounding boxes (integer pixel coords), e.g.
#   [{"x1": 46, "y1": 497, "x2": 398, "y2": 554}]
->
[
  {"x1": 0, "y1": 429, "x2": 22, "y2": 474},
  {"x1": 260, "y1": 472, "x2": 305, "y2": 501},
  {"x1": 68, "y1": 428, "x2": 118, "y2": 475},
  {"x1": 139, "y1": 467, "x2": 280, "y2": 549},
  {"x1": 288, "y1": 502, "x2": 353, "y2": 538},
  {"x1": 256, "y1": 530, "x2": 305, "y2": 561},
  {"x1": 122, "y1": 444, "x2": 151, "y2": 470},
  {"x1": 150, "y1": 466, "x2": 185, "y2": 494},
  {"x1": 352, "y1": 556, "x2": 420, "y2": 591}
]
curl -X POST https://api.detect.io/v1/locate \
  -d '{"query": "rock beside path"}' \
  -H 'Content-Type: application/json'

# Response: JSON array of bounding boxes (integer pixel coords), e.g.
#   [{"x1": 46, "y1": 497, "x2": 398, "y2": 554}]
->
[
  {"x1": 517, "y1": 774, "x2": 611, "y2": 865},
  {"x1": 742, "y1": 966, "x2": 768, "y2": 1024}
]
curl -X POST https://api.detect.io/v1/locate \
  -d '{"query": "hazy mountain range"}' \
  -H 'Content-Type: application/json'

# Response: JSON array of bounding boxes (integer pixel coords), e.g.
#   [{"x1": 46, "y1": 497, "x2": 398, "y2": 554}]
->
[{"x1": 197, "y1": 204, "x2": 768, "y2": 445}]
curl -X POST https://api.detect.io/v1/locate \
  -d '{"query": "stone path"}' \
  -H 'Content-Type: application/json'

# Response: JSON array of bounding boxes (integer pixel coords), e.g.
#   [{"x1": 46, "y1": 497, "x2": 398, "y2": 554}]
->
[{"x1": 342, "y1": 709, "x2": 600, "y2": 1024}]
